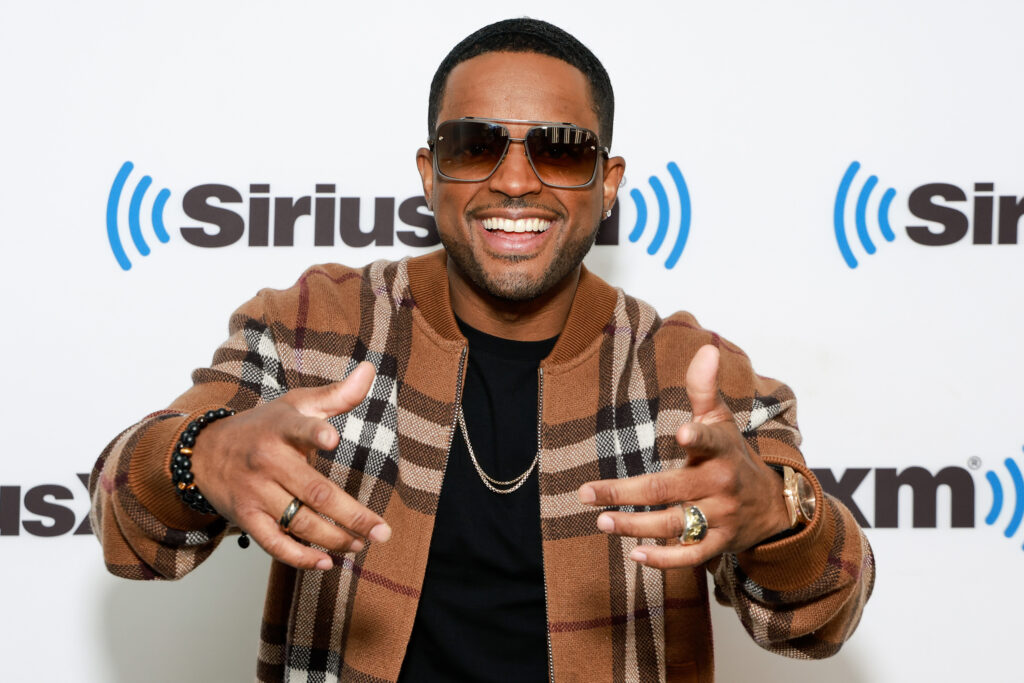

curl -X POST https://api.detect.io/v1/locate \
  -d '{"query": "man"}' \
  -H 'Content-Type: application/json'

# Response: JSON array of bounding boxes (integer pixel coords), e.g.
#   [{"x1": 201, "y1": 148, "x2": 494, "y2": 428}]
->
[{"x1": 90, "y1": 18, "x2": 873, "y2": 682}]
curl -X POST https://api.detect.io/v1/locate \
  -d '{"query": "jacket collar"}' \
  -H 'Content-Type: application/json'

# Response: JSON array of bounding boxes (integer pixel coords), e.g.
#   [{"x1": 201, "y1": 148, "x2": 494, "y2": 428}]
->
[{"x1": 406, "y1": 249, "x2": 618, "y2": 365}]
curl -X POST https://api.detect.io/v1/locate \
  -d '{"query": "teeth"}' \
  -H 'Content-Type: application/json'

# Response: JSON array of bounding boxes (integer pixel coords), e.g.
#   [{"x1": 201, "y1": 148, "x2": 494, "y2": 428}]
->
[{"x1": 481, "y1": 217, "x2": 551, "y2": 233}]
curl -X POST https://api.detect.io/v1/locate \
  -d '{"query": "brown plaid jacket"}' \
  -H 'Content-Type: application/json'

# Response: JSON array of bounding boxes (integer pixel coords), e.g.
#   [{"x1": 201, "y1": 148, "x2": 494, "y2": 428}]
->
[{"x1": 90, "y1": 249, "x2": 874, "y2": 682}]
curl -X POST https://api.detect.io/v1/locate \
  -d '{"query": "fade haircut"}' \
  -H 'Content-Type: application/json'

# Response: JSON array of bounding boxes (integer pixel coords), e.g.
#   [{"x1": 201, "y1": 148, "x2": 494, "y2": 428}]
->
[{"x1": 428, "y1": 18, "x2": 615, "y2": 148}]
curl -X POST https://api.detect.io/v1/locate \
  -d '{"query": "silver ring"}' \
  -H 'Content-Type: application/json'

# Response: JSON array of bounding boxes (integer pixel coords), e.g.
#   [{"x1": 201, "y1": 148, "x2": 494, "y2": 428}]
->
[
  {"x1": 279, "y1": 497, "x2": 304, "y2": 531},
  {"x1": 679, "y1": 504, "x2": 708, "y2": 545}
]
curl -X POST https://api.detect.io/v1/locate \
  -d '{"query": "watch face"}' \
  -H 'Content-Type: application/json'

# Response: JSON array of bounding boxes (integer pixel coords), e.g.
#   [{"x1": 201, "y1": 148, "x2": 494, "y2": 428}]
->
[{"x1": 796, "y1": 474, "x2": 816, "y2": 520}]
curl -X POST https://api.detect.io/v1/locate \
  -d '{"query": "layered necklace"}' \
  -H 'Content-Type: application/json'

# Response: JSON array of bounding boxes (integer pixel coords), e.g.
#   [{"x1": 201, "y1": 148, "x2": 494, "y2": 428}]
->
[{"x1": 457, "y1": 406, "x2": 539, "y2": 494}]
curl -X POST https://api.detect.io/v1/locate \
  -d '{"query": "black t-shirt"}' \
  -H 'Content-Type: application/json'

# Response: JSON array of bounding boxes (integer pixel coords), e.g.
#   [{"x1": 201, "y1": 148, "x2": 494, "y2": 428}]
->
[{"x1": 397, "y1": 319, "x2": 557, "y2": 682}]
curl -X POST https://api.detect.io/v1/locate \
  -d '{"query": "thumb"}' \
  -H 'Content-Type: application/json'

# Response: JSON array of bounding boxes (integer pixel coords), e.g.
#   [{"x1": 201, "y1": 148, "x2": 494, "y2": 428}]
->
[
  {"x1": 684, "y1": 345, "x2": 726, "y2": 420},
  {"x1": 300, "y1": 362, "x2": 377, "y2": 418}
]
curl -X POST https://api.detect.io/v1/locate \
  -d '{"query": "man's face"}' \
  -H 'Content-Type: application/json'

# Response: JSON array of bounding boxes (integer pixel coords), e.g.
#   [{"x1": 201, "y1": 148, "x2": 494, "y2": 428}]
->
[{"x1": 417, "y1": 51, "x2": 625, "y2": 302}]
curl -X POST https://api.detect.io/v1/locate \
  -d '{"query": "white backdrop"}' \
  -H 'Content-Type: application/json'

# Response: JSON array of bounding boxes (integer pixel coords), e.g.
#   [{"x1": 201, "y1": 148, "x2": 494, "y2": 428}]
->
[{"x1": 1, "y1": 1, "x2": 1021, "y2": 680}]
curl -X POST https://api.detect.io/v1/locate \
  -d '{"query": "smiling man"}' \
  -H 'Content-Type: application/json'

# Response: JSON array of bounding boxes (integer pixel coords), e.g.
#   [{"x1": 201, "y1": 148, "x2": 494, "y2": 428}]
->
[{"x1": 90, "y1": 18, "x2": 873, "y2": 683}]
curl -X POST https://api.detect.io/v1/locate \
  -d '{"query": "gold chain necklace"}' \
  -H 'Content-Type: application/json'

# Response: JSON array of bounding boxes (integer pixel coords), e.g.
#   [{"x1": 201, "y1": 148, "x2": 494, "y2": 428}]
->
[{"x1": 457, "y1": 407, "x2": 539, "y2": 494}]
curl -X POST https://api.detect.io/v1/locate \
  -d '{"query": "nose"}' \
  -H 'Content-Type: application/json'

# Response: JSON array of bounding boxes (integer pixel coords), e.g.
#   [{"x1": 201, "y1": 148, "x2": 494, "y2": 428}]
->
[{"x1": 487, "y1": 139, "x2": 543, "y2": 197}]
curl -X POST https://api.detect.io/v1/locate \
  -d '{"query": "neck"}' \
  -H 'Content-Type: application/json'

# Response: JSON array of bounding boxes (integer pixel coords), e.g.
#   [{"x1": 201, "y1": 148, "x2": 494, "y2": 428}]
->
[{"x1": 446, "y1": 261, "x2": 579, "y2": 341}]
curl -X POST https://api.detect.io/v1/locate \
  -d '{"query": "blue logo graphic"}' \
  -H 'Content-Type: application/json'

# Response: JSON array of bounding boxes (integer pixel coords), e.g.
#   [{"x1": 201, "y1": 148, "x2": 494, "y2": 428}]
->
[
  {"x1": 627, "y1": 161, "x2": 691, "y2": 270},
  {"x1": 984, "y1": 452, "x2": 1024, "y2": 550},
  {"x1": 106, "y1": 161, "x2": 172, "y2": 271},
  {"x1": 833, "y1": 161, "x2": 897, "y2": 269}
]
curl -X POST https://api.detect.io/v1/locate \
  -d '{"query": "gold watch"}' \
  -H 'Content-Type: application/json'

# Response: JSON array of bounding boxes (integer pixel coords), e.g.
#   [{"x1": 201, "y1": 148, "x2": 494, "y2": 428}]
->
[{"x1": 782, "y1": 466, "x2": 816, "y2": 529}]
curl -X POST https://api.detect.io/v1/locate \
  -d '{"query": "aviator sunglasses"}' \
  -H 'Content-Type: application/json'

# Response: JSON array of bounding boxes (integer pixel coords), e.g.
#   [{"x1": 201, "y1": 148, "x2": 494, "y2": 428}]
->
[{"x1": 428, "y1": 117, "x2": 609, "y2": 189}]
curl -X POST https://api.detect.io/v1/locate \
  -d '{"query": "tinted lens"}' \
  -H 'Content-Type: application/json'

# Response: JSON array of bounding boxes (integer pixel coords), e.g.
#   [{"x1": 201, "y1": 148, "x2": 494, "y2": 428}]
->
[
  {"x1": 525, "y1": 126, "x2": 600, "y2": 187},
  {"x1": 433, "y1": 120, "x2": 508, "y2": 181}
]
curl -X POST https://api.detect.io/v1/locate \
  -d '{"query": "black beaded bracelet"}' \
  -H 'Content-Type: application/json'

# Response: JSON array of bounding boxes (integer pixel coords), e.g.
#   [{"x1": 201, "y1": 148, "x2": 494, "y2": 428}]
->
[{"x1": 170, "y1": 408, "x2": 234, "y2": 516}]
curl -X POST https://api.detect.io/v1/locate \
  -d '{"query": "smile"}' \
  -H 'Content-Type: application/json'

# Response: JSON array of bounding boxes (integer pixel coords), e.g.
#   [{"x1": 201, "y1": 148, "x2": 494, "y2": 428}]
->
[{"x1": 480, "y1": 217, "x2": 552, "y2": 234}]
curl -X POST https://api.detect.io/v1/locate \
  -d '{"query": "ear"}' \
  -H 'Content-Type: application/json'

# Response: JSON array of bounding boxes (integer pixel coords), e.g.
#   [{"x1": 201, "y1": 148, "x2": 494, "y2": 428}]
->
[
  {"x1": 416, "y1": 147, "x2": 435, "y2": 210},
  {"x1": 601, "y1": 155, "x2": 626, "y2": 215}
]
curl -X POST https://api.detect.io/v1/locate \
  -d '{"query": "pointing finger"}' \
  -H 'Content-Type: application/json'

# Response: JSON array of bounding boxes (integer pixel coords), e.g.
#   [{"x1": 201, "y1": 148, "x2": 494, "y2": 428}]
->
[
  {"x1": 579, "y1": 470, "x2": 692, "y2": 508},
  {"x1": 295, "y1": 362, "x2": 377, "y2": 419},
  {"x1": 596, "y1": 500, "x2": 725, "y2": 540},
  {"x1": 241, "y1": 510, "x2": 336, "y2": 571},
  {"x1": 279, "y1": 412, "x2": 343, "y2": 452},
  {"x1": 685, "y1": 345, "x2": 727, "y2": 420},
  {"x1": 278, "y1": 467, "x2": 391, "y2": 544},
  {"x1": 271, "y1": 491, "x2": 366, "y2": 555},
  {"x1": 629, "y1": 531, "x2": 729, "y2": 569},
  {"x1": 675, "y1": 421, "x2": 733, "y2": 461}
]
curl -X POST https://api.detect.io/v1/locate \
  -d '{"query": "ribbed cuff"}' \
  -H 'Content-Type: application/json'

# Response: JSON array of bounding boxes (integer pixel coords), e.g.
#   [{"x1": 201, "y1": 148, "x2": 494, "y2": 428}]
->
[
  {"x1": 734, "y1": 459, "x2": 832, "y2": 591},
  {"x1": 127, "y1": 406, "x2": 226, "y2": 530}
]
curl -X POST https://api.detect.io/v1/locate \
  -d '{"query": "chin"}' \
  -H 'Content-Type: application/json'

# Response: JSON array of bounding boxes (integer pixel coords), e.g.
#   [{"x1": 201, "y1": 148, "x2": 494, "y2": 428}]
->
[
  {"x1": 440, "y1": 221, "x2": 600, "y2": 302},
  {"x1": 480, "y1": 271, "x2": 555, "y2": 302},
  {"x1": 443, "y1": 242, "x2": 588, "y2": 304}
]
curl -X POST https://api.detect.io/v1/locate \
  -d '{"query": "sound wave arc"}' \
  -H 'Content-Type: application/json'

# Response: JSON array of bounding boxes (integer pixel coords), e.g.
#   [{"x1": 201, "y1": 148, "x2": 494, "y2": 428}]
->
[
  {"x1": 1003, "y1": 457, "x2": 1024, "y2": 539},
  {"x1": 664, "y1": 162, "x2": 691, "y2": 270},
  {"x1": 834, "y1": 162, "x2": 861, "y2": 269},
  {"x1": 628, "y1": 189, "x2": 647, "y2": 243},
  {"x1": 855, "y1": 174, "x2": 879, "y2": 255},
  {"x1": 106, "y1": 161, "x2": 135, "y2": 271},
  {"x1": 647, "y1": 177, "x2": 670, "y2": 256},
  {"x1": 985, "y1": 471, "x2": 1004, "y2": 526}
]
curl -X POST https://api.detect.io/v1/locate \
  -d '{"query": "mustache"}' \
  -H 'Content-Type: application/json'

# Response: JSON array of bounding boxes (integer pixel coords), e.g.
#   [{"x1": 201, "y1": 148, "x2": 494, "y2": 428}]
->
[{"x1": 468, "y1": 198, "x2": 565, "y2": 217}]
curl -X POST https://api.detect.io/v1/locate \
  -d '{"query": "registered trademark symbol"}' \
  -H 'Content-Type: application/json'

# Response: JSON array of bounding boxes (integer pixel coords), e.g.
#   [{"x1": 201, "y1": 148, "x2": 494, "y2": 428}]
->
[{"x1": 967, "y1": 456, "x2": 982, "y2": 470}]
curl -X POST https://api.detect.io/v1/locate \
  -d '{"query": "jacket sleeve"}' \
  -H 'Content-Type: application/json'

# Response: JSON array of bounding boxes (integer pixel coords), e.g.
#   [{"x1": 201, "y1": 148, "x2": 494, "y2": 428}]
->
[
  {"x1": 710, "y1": 364, "x2": 875, "y2": 659},
  {"x1": 88, "y1": 293, "x2": 288, "y2": 580}
]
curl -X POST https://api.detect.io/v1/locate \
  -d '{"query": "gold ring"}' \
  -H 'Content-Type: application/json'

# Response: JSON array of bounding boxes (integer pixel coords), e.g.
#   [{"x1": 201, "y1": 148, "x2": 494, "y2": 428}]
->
[
  {"x1": 279, "y1": 497, "x2": 304, "y2": 531},
  {"x1": 679, "y1": 504, "x2": 708, "y2": 545}
]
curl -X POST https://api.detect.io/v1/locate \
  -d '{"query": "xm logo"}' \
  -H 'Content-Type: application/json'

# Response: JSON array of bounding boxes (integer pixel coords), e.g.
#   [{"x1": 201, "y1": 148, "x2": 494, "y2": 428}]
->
[
  {"x1": 105, "y1": 160, "x2": 688, "y2": 271},
  {"x1": 832, "y1": 160, "x2": 1024, "y2": 268},
  {"x1": 815, "y1": 448, "x2": 1024, "y2": 551}
]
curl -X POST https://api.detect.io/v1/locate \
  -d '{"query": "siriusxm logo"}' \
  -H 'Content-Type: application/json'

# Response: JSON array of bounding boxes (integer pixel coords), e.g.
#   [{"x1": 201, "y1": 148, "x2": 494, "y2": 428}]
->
[
  {"x1": 832, "y1": 160, "x2": 1024, "y2": 268},
  {"x1": 105, "y1": 161, "x2": 446, "y2": 271},
  {"x1": 816, "y1": 448, "x2": 1024, "y2": 552},
  {"x1": 626, "y1": 161, "x2": 691, "y2": 270},
  {"x1": 0, "y1": 474, "x2": 91, "y2": 537},
  {"x1": 105, "y1": 160, "x2": 689, "y2": 271}
]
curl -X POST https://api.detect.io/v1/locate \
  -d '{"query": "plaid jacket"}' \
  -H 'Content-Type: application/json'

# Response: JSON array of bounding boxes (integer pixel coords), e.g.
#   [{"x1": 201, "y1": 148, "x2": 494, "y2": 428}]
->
[{"x1": 90, "y1": 250, "x2": 874, "y2": 683}]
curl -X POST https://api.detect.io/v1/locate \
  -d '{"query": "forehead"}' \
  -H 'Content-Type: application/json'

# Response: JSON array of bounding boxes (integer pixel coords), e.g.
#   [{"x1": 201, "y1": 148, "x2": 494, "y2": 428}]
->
[{"x1": 438, "y1": 51, "x2": 597, "y2": 131}]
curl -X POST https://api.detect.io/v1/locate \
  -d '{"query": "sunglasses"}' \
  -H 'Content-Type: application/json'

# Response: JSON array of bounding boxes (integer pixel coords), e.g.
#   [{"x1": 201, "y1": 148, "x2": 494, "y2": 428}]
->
[{"x1": 428, "y1": 117, "x2": 609, "y2": 189}]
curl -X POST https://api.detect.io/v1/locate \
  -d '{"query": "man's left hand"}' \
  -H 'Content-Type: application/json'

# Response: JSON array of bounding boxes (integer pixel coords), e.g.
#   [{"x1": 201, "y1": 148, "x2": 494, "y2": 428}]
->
[{"x1": 578, "y1": 344, "x2": 793, "y2": 569}]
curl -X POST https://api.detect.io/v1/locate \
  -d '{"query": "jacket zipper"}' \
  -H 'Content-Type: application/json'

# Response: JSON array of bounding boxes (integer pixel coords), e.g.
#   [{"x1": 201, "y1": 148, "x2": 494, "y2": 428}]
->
[
  {"x1": 445, "y1": 346, "x2": 469, "y2": 470},
  {"x1": 447, "y1": 348, "x2": 555, "y2": 680},
  {"x1": 537, "y1": 366, "x2": 556, "y2": 682}
]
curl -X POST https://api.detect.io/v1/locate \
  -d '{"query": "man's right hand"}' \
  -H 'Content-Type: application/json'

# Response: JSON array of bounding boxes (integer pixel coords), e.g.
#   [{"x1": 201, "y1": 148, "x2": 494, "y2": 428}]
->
[{"x1": 189, "y1": 362, "x2": 391, "y2": 571}]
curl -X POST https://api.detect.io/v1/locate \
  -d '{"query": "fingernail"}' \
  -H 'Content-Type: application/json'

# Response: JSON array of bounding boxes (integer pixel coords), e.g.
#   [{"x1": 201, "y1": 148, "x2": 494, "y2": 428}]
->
[
  {"x1": 596, "y1": 514, "x2": 614, "y2": 533},
  {"x1": 629, "y1": 549, "x2": 647, "y2": 563},
  {"x1": 316, "y1": 557, "x2": 333, "y2": 571},
  {"x1": 369, "y1": 523, "x2": 392, "y2": 543},
  {"x1": 578, "y1": 485, "x2": 596, "y2": 504},
  {"x1": 678, "y1": 425, "x2": 692, "y2": 444},
  {"x1": 317, "y1": 430, "x2": 333, "y2": 449},
  {"x1": 349, "y1": 539, "x2": 365, "y2": 553}
]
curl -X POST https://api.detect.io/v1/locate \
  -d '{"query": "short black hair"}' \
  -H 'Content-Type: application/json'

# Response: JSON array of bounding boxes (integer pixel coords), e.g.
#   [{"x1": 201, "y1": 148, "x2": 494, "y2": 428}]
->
[{"x1": 428, "y1": 18, "x2": 615, "y2": 147}]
